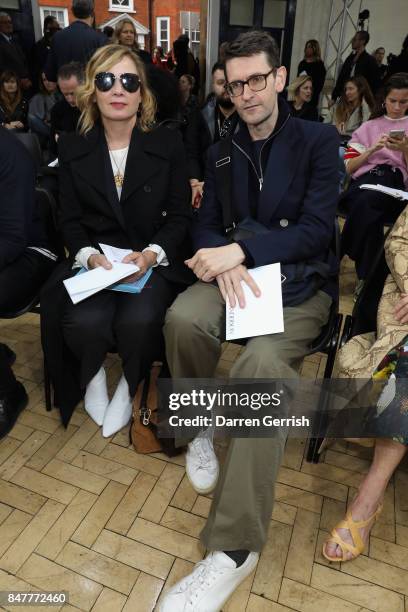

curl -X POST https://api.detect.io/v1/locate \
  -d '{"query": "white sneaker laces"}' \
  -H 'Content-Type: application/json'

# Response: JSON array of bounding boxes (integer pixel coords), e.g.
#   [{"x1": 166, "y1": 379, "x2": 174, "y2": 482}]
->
[
  {"x1": 182, "y1": 557, "x2": 224, "y2": 606},
  {"x1": 191, "y1": 438, "x2": 214, "y2": 471}
]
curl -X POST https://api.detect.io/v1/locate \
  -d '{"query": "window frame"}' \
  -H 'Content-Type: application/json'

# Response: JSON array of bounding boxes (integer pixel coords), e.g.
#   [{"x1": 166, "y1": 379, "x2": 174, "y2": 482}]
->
[
  {"x1": 156, "y1": 16, "x2": 170, "y2": 54},
  {"x1": 109, "y1": 0, "x2": 134, "y2": 14},
  {"x1": 39, "y1": 6, "x2": 69, "y2": 31}
]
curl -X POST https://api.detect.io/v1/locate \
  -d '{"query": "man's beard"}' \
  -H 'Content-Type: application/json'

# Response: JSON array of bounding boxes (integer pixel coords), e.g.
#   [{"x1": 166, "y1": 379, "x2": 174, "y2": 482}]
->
[{"x1": 216, "y1": 95, "x2": 235, "y2": 110}]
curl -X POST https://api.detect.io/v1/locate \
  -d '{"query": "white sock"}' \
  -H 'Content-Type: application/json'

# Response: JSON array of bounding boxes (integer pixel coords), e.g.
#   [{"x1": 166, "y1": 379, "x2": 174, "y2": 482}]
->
[
  {"x1": 102, "y1": 373, "x2": 133, "y2": 437},
  {"x1": 84, "y1": 366, "x2": 109, "y2": 426}
]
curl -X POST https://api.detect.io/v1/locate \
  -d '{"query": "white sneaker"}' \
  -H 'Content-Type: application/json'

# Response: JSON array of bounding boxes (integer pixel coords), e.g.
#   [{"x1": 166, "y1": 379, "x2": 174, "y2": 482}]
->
[
  {"x1": 159, "y1": 551, "x2": 259, "y2": 612},
  {"x1": 102, "y1": 374, "x2": 133, "y2": 437},
  {"x1": 84, "y1": 367, "x2": 109, "y2": 426},
  {"x1": 186, "y1": 435, "x2": 219, "y2": 494}
]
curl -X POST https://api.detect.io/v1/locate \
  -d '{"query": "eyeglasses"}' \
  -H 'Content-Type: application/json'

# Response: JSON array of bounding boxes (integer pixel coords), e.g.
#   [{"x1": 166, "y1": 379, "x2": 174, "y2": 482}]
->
[
  {"x1": 226, "y1": 69, "x2": 276, "y2": 97},
  {"x1": 94, "y1": 72, "x2": 141, "y2": 93}
]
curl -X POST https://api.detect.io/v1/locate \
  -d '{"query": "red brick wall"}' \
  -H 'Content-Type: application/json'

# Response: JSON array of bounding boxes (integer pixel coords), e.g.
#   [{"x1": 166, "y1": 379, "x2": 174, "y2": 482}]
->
[{"x1": 38, "y1": 0, "x2": 200, "y2": 52}]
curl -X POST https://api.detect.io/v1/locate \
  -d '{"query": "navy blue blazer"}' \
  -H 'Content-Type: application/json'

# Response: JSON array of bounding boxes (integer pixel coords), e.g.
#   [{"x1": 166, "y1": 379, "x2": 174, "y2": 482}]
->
[
  {"x1": 45, "y1": 21, "x2": 106, "y2": 81},
  {"x1": 193, "y1": 104, "x2": 339, "y2": 297}
]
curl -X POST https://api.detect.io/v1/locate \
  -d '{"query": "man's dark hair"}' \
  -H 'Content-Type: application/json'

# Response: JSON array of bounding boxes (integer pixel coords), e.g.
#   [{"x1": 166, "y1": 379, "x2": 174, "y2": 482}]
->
[
  {"x1": 43, "y1": 15, "x2": 57, "y2": 30},
  {"x1": 223, "y1": 30, "x2": 281, "y2": 70},
  {"x1": 103, "y1": 25, "x2": 114, "y2": 38},
  {"x1": 72, "y1": 0, "x2": 94, "y2": 20},
  {"x1": 357, "y1": 30, "x2": 370, "y2": 46},
  {"x1": 57, "y1": 61, "x2": 84, "y2": 83},
  {"x1": 211, "y1": 61, "x2": 225, "y2": 75}
]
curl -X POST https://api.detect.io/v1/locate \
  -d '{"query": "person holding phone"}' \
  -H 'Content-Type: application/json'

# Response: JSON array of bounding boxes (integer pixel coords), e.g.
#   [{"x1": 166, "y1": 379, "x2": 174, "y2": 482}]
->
[{"x1": 340, "y1": 72, "x2": 408, "y2": 287}]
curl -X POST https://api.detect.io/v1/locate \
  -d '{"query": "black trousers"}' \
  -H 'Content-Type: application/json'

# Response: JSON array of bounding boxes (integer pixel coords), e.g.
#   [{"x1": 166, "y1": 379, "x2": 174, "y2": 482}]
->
[
  {"x1": 61, "y1": 271, "x2": 180, "y2": 397},
  {"x1": 341, "y1": 166, "x2": 405, "y2": 279},
  {"x1": 0, "y1": 250, "x2": 56, "y2": 392}
]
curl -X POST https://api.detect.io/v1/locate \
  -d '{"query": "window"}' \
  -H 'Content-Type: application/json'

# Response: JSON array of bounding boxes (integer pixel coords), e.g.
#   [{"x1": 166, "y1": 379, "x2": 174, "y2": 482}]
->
[
  {"x1": 262, "y1": 0, "x2": 287, "y2": 28},
  {"x1": 39, "y1": 7, "x2": 69, "y2": 30},
  {"x1": 156, "y1": 17, "x2": 170, "y2": 54},
  {"x1": 180, "y1": 11, "x2": 200, "y2": 58},
  {"x1": 109, "y1": 0, "x2": 134, "y2": 13},
  {"x1": 229, "y1": 0, "x2": 254, "y2": 26}
]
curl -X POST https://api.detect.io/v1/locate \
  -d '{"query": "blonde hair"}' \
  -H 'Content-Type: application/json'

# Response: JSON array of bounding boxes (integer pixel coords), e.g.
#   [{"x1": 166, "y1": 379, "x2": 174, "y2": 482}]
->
[
  {"x1": 287, "y1": 75, "x2": 313, "y2": 101},
  {"x1": 76, "y1": 44, "x2": 156, "y2": 134},
  {"x1": 114, "y1": 18, "x2": 138, "y2": 50}
]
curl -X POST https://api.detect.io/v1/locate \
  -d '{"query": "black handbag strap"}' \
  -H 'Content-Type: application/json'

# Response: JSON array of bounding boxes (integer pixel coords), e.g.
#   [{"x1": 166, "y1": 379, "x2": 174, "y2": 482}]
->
[{"x1": 215, "y1": 137, "x2": 234, "y2": 232}]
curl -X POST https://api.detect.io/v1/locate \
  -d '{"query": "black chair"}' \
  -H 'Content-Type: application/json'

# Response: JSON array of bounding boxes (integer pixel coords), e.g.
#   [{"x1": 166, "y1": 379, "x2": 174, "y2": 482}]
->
[
  {"x1": 305, "y1": 219, "x2": 343, "y2": 462},
  {"x1": 0, "y1": 186, "x2": 63, "y2": 411},
  {"x1": 12, "y1": 132, "x2": 43, "y2": 175}
]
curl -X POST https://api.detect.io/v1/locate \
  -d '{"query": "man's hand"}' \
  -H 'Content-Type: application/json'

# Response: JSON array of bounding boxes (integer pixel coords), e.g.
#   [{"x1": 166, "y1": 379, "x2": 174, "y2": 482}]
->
[
  {"x1": 87, "y1": 254, "x2": 112, "y2": 270},
  {"x1": 121, "y1": 250, "x2": 157, "y2": 282},
  {"x1": 394, "y1": 293, "x2": 408, "y2": 324},
  {"x1": 217, "y1": 265, "x2": 261, "y2": 309},
  {"x1": 185, "y1": 244, "x2": 246, "y2": 281}
]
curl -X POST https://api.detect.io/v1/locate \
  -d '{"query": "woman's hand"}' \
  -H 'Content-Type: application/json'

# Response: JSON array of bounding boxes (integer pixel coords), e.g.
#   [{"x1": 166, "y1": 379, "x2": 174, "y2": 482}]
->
[
  {"x1": 394, "y1": 293, "x2": 408, "y2": 324},
  {"x1": 87, "y1": 254, "x2": 112, "y2": 270},
  {"x1": 369, "y1": 133, "x2": 389, "y2": 154},
  {"x1": 386, "y1": 135, "x2": 408, "y2": 153},
  {"x1": 121, "y1": 250, "x2": 157, "y2": 282}
]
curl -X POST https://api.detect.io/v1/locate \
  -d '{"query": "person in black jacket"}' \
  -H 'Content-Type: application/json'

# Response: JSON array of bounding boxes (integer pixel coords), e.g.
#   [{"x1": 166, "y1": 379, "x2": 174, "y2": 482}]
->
[
  {"x1": 41, "y1": 44, "x2": 193, "y2": 434},
  {"x1": 297, "y1": 39, "x2": 326, "y2": 108},
  {"x1": 388, "y1": 35, "x2": 408, "y2": 77},
  {"x1": 31, "y1": 16, "x2": 60, "y2": 90},
  {"x1": 0, "y1": 12, "x2": 31, "y2": 92},
  {"x1": 0, "y1": 70, "x2": 28, "y2": 131},
  {"x1": 332, "y1": 30, "x2": 381, "y2": 102},
  {"x1": 287, "y1": 74, "x2": 319, "y2": 121},
  {"x1": 44, "y1": 0, "x2": 106, "y2": 83},
  {"x1": 49, "y1": 62, "x2": 83, "y2": 158},
  {"x1": 0, "y1": 127, "x2": 57, "y2": 438}
]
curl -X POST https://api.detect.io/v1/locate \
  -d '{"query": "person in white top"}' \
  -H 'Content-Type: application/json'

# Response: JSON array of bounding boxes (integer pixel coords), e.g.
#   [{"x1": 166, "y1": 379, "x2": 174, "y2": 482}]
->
[{"x1": 40, "y1": 44, "x2": 193, "y2": 434}]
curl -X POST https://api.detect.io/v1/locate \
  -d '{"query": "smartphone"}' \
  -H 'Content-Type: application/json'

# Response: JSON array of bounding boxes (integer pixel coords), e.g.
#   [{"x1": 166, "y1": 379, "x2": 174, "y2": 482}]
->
[{"x1": 389, "y1": 129, "x2": 406, "y2": 140}]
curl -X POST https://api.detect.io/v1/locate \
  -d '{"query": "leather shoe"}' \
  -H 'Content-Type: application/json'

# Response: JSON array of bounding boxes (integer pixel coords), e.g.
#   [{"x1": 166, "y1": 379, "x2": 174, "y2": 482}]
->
[
  {"x1": 0, "y1": 343, "x2": 16, "y2": 366},
  {"x1": 0, "y1": 382, "x2": 28, "y2": 440}
]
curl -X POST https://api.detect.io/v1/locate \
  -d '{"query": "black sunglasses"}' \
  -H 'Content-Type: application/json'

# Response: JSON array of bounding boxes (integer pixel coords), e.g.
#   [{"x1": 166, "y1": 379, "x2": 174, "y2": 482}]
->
[{"x1": 95, "y1": 72, "x2": 141, "y2": 93}]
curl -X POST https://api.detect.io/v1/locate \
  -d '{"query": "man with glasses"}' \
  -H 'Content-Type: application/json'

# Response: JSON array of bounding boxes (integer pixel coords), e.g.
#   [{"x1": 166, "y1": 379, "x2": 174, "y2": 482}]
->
[{"x1": 161, "y1": 30, "x2": 338, "y2": 611}]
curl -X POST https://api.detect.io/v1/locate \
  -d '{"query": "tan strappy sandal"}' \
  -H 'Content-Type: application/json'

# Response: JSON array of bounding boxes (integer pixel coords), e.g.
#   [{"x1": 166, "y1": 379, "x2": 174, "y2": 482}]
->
[{"x1": 322, "y1": 504, "x2": 383, "y2": 562}]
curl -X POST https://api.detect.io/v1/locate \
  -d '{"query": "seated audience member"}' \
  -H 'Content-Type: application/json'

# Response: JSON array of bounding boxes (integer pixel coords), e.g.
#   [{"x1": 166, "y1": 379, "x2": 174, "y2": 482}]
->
[
  {"x1": 49, "y1": 62, "x2": 83, "y2": 159},
  {"x1": 161, "y1": 30, "x2": 338, "y2": 611},
  {"x1": 372, "y1": 47, "x2": 387, "y2": 80},
  {"x1": 186, "y1": 62, "x2": 238, "y2": 205},
  {"x1": 152, "y1": 46, "x2": 168, "y2": 70},
  {"x1": 297, "y1": 39, "x2": 327, "y2": 108},
  {"x1": 0, "y1": 12, "x2": 31, "y2": 92},
  {"x1": 287, "y1": 75, "x2": 319, "y2": 121},
  {"x1": 0, "y1": 127, "x2": 57, "y2": 437},
  {"x1": 329, "y1": 76, "x2": 375, "y2": 189},
  {"x1": 324, "y1": 204, "x2": 408, "y2": 562},
  {"x1": 114, "y1": 19, "x2": 151, "y2": 65},
  {"x1": 28, "y1": 72, "x2": 59, "y2": 147},
  {"x1": 341, "y1": 73, "x2": 408, "y2": 284},
  {"x1": 41, "y1": 44, "x2": 193, "y2": 433},
  {"x1": 179, "y1": 74, "x2": 198, "y2": 112},
  {"x1": 330, "y1": 76, "x2": 375, "y2": 141},
  {"x1": 0, "y1": 70, "x2": 28, "y2": 131}
]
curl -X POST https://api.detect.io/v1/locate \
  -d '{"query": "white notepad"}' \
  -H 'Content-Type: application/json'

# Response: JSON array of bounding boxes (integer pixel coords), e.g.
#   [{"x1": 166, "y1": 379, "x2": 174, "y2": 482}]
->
[
  {"x1": 225, "y1": 263, "x2": 284, "y2": 341},
  {"x1": 360, "y1": 184, "x2": 408, "y2": 201}
]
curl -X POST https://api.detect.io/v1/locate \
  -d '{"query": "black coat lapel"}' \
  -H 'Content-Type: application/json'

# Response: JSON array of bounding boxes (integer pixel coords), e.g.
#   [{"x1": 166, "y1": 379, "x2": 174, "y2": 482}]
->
[
  {"x1": 257, "y1": 121, "x2": 302, "y2": 225},
  {"x1": 120, "y1": 128, "x2": 163, "y2": 203}
]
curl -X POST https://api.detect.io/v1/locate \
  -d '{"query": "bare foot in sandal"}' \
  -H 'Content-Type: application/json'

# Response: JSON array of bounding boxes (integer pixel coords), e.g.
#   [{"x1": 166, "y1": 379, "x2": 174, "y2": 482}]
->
[{"x1": 323, "y1": 495, "x2": 383, "y2": 562}]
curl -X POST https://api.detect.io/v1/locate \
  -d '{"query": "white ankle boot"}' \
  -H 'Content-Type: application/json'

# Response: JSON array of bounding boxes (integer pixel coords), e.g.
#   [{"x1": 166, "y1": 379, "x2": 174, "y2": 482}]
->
[
  {"x1": 102, "y1": 374, "x2": 133, "y2": 437},
  {"x1": 84, "y1": 367, "x2": 109, "y2": 426}
]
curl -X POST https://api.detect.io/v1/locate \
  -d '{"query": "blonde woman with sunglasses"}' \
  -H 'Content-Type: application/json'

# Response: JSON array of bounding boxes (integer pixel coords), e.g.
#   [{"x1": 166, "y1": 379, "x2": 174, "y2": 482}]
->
[{"x1": 41, "y1": 44, "x2": 193, "y2": 434}]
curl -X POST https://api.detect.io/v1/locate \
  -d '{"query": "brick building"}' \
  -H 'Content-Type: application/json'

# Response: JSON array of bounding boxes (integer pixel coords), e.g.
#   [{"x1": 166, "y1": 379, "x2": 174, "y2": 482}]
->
[{"x1": 37, "y1": 0, "x2": 200, "y2": 55}]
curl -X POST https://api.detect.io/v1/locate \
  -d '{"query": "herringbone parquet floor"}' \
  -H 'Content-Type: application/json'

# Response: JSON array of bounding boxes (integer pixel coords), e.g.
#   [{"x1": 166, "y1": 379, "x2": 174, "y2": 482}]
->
[{"x1": 1, "y1": 258, "x2": 407, "y2": 612}]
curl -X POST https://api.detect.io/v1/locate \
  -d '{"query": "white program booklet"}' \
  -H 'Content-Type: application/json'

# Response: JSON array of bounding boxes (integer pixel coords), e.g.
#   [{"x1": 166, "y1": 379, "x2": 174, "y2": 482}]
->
[
  {"x1": 226, "y1": 263, "x2": 284, "y2": 341},
  {"x1": 360, "y1": 184, "x2": 408, "y2": 201},
  {"x1": 63, "y1": 243, "x2": 139, "y2": 304}
]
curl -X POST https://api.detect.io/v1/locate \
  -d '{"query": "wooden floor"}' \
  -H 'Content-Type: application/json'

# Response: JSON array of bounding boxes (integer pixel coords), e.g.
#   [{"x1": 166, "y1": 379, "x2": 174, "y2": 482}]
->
[{"x1": 1, "y1": 258, "x2": 408, "y2": 612}]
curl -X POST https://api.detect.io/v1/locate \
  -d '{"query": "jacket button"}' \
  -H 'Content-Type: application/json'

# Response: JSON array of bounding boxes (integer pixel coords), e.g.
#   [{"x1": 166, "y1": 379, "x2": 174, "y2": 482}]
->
[
  {"x1": 161, "y1": 211, "x2": 167, "y2": 216},
  {"x1": 280, "y1": 218, "x2": 289, "y2": 227},
  {"x1": 144, "y1": 184, "x2": 152, "y2": 192}
]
